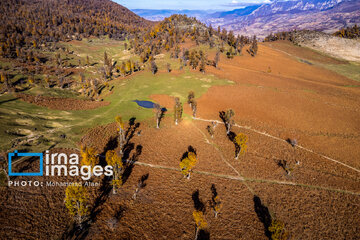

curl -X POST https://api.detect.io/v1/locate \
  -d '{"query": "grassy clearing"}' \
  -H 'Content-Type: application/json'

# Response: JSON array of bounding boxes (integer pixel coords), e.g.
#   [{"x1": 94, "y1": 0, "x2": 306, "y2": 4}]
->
[
  {"x1": 0, "y1": 69, "x2": 231, "y2": 152},
  {"x1": 320, "y1": 62, "x2": 360, "y2": 82}
]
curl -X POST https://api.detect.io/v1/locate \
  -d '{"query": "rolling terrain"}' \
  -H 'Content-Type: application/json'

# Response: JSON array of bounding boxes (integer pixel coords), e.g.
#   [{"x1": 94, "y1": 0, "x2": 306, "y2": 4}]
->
[{"x1": 0, "y1": 0, "x2": 360, "y2": 239}]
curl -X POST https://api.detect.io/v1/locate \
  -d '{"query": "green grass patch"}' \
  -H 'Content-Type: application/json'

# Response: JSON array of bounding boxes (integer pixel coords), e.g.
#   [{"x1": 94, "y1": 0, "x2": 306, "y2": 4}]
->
[
  {"x1": 0, "y1": 69, "x2": 230, "y2": 152},
  {"x1": 320, "y1": 62, "x2": 360, "y2": 82}
]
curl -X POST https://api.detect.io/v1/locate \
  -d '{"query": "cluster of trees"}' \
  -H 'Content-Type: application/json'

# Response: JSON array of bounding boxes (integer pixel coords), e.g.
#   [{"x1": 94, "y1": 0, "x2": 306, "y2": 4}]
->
[
  {"x1": 0, "y1": 0, "x2": 151, "y2": 59},
  {"x1": 264, "y1": 31, "x2": 295, "y2": 42},
  {"x1": 333, "y1": 25, "x2": 360, "y2": 39}
]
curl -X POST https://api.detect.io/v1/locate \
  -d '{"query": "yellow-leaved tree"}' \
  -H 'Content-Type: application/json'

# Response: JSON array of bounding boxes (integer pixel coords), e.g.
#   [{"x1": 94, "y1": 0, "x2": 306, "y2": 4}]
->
[
  {"x1": 80, "y1": 145, "x2": 99, "y2": 169},
  {"x1": 115, "y1": 116, "x2": 126, "y2": 154},
  {"x1": 268, "y1": 219, "x2": 289, "y2": 240},
  {"x1": 193, "y1": 210, "x2": 207, "y2": 240},
  {"x1": 64, "y1": 185, "x2": 89, "y2": 226},
  {"x1": 234, "y1": 133, "x2": 248, "y2": 159},
  {"x1": 179, "y1": 152, "x2": 197, "y2": 179},
  {"x1": 106, "y1": 150, "x2": 124, "y2": 194}
]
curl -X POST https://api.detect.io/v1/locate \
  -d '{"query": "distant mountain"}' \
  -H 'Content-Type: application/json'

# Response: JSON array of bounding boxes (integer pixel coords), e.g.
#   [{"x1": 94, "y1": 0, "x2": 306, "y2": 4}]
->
[
  {"x1": 132, "y1": 9, "x2": 213, "y2": 21},
  {"x1": 251, "y1": 0, "x2": 346, "y2": 16},
  {"x1": 208, "y1": 5, "x2": 262, "y2": 19},
  {"x1": 204, "y1": 0, "x2": 360, "y2": 38}
]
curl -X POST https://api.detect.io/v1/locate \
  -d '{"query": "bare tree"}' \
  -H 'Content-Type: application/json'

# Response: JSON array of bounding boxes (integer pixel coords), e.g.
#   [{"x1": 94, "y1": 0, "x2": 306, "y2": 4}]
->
[
  {"x1": 132, "y1": 173, "x2": 149, "y2": 200},
  {"x1": 174, "y1": 97, "x2": 183, "y2": 125}
]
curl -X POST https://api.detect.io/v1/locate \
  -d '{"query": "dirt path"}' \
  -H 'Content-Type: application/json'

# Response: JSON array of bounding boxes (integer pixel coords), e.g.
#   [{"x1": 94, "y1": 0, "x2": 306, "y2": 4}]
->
[
  {"x1": 193, "y1": 117, "x2": 360, "y2": 174},
  {"x1": 133, "y1": 160, "x2": 360, "y2": 196}
]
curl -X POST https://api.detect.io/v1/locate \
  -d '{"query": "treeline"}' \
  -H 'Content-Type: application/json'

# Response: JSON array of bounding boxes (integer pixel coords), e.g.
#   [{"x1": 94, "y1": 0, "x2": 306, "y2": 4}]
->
[
  {"x1": 333, "y1": 24, "x2": 360, "y2": 39},
  {"x1": 264, "y1": 31, "x2": 295, "y2": 42},
  {"x1": 0, "y1": 0, "x2": 151, "y2": 58}
]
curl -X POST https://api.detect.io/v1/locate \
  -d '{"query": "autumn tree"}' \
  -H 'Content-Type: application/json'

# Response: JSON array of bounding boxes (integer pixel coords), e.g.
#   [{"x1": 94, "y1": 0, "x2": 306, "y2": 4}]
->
[
  {"x1": 64, "y1": 185, "x2": 90, "y2": 227},
  {"x1": 193, "y1": 210, "x2": 207, "y2": 240},
  {"x1": 277, "y1": 160, "x2": 294, "y2": 176},
  {"x1": 189, "y1": 50, "x2": 199, "y2": 69},
  {"x1": 55, "y1": 53, "x2": 61, "y2": 66},
  {"x1": 199, "y1": 55, "x2": 206, "y2": 73},
  {"x1": 191, "y1": 100, "x2": 197, "y2": 118},
  {"x1": 226, "y1": 47, "x2": 234, "y2": 59},
  {"x1": 214, "y1": 51, "x2": 220, "y2": 68},
  {"x1": 206, "y1": 122, "x2": 217, "y2": 138},
  {"x1": 106, "y1": 150, "x2": 124, "y2": 194},
  {"x1": 104, "y1": 51, "x2": 113, "y2": 78},
  {"x1": 44, "y1": 75, "x2": 51, "y2": 88},
  {"x1": 166, "y1": 63, "x2": 171, "y2": 72},
  {"x1": 80, "y1": 145, "x2": 99, "y2": 170},
  {"x1": 150, "y1": 59, "x2": 158, "y2": 74},
  {"x1": 174, "y1": 97, "x2": 183, "y2": 125},
  {"x1": 234, "y1": 133, "x2": 248, "y2": 159},
  {"x1": 180, "y1": 151, "x2": 197, "y2": 179},
  {"x1": 86, "y1": 55, "x2": 90, "y2": 66},
  {"x1": 248, "y1": 35, "x2": 258, "y2": 57},
  {"x1": 268, "y1": 219, "x2": 289, "y2": 240},
  {"x1": 154, "y1": 103, "x2": 164, "y2": 129},
  {"x1": 187, "y1": 91, "x2": 195, "y2": 107},
  {"x1": 209, "y1": 184, "x2": 222, "y2": 218},
  {"x1": 115, "y1": 116, "x2": 126, "y2": 154},
  {"x1": 220, "y1": 109, "x2": 235, "y2": 134}
]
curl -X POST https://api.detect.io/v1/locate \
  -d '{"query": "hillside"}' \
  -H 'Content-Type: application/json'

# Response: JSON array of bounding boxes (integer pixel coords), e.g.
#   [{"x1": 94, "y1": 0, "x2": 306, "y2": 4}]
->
[{"x1": 0, "y1": 0, "x2": 152, "y2": 50}]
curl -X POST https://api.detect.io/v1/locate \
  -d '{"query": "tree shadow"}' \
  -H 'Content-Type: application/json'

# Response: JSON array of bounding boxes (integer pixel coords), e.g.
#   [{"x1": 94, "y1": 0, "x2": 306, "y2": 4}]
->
[
  {"x1": 114, "y1": 205, "x2": 126, "y2": 220},
  {"x1": 219, "y1": 111, "x2": 226, "y2": 124},
  {"x1": 0, "y1": 97, "x2": 19, "y2": 105},
  {"x1": 122, "y1": 145, "x2": 143, "y2": 185},
  {"x1": 286, "y1": 138, "x2": 297, "y2": 147},
  {"x1": 125, "y1": 122, "x2": 140, "y2": 145},
  {"x1": 138, "y1": 173, "x2": 149, "y2": 188},
  {"x1": 253, "y1": 195, "x2": 272, "y2": 239},
  {"x1": 198, "y1": 230, "x2": 210, "y2": 240},
  {"x1": 210, "y1": 184, "x2": 217, "y2": 204},
  {"x1": 99, "y1": 136, "x2": 118, "y2": 167},
  {"x1": 16, "y1": 156, "x2": 39, "y2": 176},
  {"x1": 192, "y1": 190, "x2": 205, "y2": 212},
  {"x1": 157, "y1": 109, "x2": 166, "y2": 128},
  {"x1": 180, "y1": 145, "x2": 197, "y2": 162}
]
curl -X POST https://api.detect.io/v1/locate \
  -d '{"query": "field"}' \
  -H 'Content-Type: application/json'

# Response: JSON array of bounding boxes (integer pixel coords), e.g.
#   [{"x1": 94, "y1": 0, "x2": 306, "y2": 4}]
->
[{"x1": 0, "y1": 39, "x2": 359, "y2": 240}]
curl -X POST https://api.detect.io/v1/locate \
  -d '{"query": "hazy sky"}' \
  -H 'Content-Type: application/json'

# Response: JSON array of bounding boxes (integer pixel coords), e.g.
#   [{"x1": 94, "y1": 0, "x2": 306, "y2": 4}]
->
[{"x1": 115, "y1": 0, "x2": 273, "y2": 10}]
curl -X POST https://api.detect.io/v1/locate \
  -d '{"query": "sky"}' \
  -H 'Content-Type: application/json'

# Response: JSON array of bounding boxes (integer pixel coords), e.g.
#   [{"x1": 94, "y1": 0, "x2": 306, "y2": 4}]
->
[{"x1": 114, "y1": 0, "x2": 273, "y2": 10}]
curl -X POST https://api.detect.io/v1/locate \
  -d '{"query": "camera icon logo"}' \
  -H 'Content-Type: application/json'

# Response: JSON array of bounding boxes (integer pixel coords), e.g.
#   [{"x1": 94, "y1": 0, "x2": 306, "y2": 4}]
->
[{"x1": 8, "y1": 150, "x2": 43, "y2": 176}]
